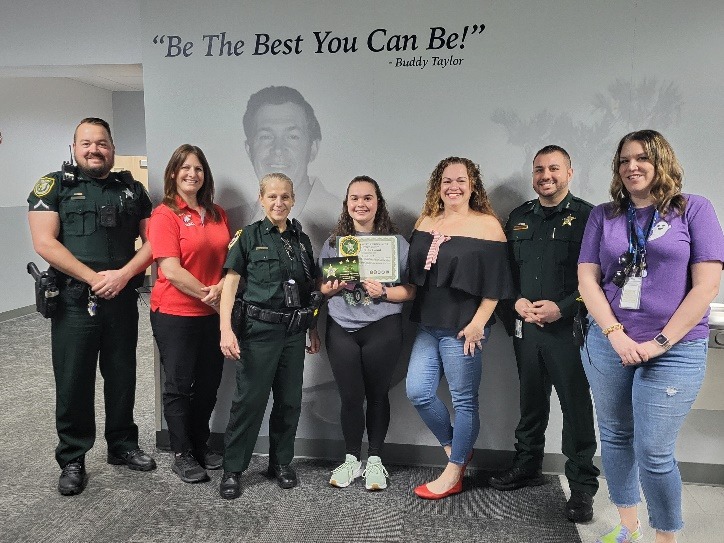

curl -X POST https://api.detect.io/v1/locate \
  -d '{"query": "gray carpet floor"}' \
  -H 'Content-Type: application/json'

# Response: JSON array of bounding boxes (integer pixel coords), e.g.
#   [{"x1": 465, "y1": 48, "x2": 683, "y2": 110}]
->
[{"x1": 0, "y1": 310, "x2": 581, "y2": 543}]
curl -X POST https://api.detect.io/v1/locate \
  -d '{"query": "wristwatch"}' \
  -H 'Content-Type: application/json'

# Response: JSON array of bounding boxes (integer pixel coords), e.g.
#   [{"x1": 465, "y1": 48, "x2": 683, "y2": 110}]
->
[
  {"x1": 653, "y1": 333, "x2": 672, "y2": 351},
  {"x1": 379, "y1": 286, "x2": 388, "y2": 301}
]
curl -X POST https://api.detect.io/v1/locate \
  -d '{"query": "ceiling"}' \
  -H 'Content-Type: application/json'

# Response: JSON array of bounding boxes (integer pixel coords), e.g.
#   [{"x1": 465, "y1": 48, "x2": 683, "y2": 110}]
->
[{"x1": 0, "y1": 64, "x2": 143, "y2": 91}]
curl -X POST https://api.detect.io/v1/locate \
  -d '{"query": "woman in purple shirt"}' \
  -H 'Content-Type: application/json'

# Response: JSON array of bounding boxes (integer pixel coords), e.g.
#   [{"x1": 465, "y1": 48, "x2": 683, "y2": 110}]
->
[{"x1": 578, "y1": 130, "x2": 724, "y2": 543}]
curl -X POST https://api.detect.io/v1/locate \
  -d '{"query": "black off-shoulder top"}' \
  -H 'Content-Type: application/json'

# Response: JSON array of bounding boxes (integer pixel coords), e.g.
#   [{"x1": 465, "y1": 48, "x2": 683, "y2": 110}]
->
[{"x1": 408, "y1": 229, "x2": 515, "y2": 329}]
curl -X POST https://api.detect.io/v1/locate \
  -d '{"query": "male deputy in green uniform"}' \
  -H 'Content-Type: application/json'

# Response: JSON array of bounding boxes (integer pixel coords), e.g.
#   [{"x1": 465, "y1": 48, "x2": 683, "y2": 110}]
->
[
  {"x1": 27, "y1": 118, "x2": 156, "y2": 496},
  {"x1": 490, "y1": 145, "x2": 599, "y2": 522},
  {"x1": 218, "y1": 173, "x2": 321, "y2": 500}
]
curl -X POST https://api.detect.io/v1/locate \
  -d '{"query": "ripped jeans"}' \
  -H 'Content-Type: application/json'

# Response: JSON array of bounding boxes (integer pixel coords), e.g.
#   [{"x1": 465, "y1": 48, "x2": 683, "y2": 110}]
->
[{"x1": 581, "y1": 321, "x2": 707, "y2": 532}]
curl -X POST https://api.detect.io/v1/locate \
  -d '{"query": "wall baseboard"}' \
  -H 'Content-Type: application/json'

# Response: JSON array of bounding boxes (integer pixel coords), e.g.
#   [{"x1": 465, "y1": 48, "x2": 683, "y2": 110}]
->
[
  {"x1": 154, "y1": 431, "x2": 724, "y2": 486},
  {"x1": 0, "y1": 305, "x2": 36, "y2": 322}
]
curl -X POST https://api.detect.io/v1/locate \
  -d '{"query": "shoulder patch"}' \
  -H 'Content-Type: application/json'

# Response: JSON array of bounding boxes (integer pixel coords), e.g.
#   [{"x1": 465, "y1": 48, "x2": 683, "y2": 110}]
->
[
  {"x1": 33, "y1": 176, "x2": 55, "y2": 197},
  {"x1": 228, "y1": 229, "x2": 243, "y2": 249}
]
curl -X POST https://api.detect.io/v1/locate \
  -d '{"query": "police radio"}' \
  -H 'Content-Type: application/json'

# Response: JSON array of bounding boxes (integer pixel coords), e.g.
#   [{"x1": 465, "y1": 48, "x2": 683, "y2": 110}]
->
[{"x1": 61, "y1": 145, "x2": 79, "y2": 186}]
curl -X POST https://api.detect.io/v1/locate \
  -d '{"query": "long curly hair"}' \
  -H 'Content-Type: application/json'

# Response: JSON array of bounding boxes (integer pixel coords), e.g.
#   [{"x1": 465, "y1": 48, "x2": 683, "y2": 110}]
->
[
  {"x1": 609, "y1": 130, "x2": 686, "y2": 217},
  {"x1": 162, "y1": 144, "x2": 221, "y2": 222},
  {"x1": 328, "y1": 176, "x2": 397, "y2": 247},
  {"x1": 416, "y1": 157, "x2": 496, "y2": 226}
]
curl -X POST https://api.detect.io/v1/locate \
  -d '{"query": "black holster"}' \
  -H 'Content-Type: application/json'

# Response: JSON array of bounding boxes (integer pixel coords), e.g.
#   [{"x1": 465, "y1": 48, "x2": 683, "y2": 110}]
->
[
  {"x1": 572, "y1": 303, "x2": 589, "y2": 347},
  {"x1": 27, "y1": 262, "x2": 59, "y2": 318},
  {"x1": 231, "y1": 296, "x2": 245, "y2": 338}
]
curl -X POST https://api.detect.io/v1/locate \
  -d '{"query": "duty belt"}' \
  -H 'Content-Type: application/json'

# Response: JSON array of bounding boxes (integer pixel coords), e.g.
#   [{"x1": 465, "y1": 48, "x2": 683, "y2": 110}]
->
[{"x1": 243, "y1": 302, "x2": 293, "y2": 325}]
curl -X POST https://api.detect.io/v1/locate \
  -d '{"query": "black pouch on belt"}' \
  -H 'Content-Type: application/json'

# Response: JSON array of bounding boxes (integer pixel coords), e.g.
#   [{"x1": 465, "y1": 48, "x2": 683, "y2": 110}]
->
[{"x1": 27, "y1": 262, "x2": 59, "y2": 318}]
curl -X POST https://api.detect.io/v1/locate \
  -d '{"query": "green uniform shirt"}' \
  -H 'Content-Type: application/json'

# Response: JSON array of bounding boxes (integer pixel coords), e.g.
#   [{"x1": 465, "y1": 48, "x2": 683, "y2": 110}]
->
[
  {"x1": 28, "y1": 170, "x2": 152, "y2": 272},
  {"x1": 225, "y1": 217, "x2": 316, "y2": 310},
  {"x1": 505, "y1": 192, "x2": 593, "y2": 320}
]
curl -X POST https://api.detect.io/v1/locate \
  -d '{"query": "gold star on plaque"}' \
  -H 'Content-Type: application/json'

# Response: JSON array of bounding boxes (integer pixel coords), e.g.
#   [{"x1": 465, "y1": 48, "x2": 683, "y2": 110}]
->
[
  {"x1": 324, "y1": 264, "x2": 337, "y2": 277},
  {"x1": 562, "y1": 215, "x2": 576, "y2": 226}
]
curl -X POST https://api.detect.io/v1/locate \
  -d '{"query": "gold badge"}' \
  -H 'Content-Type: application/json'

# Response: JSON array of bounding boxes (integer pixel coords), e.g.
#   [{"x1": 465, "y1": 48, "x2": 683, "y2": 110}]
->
[
  {"x1": 339, "y1": 235, "x2": 361, "y2": 256},
  {"x1": 562, "y1": 215, "x2": 576, "y2": 226},
  {"x1": 228, "y1": 229, "x2": 243, "y2": 249},
  {"x1": 33, "y1": 176, "x2": 55, "y2": 197}
]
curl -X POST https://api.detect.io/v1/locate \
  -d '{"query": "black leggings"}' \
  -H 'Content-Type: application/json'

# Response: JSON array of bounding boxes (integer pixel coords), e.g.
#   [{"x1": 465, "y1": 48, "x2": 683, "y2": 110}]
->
[{"x1": 325, "y1": 313, "x2": 403, "y2": 458}]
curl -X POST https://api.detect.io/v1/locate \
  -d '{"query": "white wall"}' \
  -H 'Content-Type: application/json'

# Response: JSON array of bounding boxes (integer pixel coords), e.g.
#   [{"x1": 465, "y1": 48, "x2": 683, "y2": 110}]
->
[
  {"x1": 112, "y1": 91, "x2": 147, "y2": 155},
  {"x1": 0, "y1": 0, "x2": 141, "y2": 67}
]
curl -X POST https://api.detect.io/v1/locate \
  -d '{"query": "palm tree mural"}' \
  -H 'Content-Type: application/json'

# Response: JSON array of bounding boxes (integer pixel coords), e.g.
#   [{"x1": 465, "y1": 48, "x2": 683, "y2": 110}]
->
[{"x1": 492, "y1": 78, "x2": 683, "y2": 197}]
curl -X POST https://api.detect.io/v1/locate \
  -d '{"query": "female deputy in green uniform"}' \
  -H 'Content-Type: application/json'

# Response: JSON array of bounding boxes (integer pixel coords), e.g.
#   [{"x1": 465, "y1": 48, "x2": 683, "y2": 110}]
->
[{"x1": 217, "y1": 172, "x2": 321, "y2": 500}]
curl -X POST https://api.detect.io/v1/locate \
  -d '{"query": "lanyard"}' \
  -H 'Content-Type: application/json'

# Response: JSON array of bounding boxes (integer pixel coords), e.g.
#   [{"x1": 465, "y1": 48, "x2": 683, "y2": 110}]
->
[
  {"x1": 269, "y1": 228, "x2": 297, "y2": 281},
  {"x1": 626, "y1": 203, "x2": 659, "y2": 271}
]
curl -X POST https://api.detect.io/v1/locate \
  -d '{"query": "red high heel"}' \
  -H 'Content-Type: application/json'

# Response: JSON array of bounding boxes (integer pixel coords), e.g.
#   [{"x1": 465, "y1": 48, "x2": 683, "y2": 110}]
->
[{"x1": 414, "y1": 478, "x2": 463, "y2": 500}]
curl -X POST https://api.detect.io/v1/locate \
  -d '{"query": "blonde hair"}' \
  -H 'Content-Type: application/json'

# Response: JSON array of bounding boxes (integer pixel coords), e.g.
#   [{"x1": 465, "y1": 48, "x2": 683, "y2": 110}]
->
[{"x1": 259, "y1": 172, "x2": 294, "y2": 198}]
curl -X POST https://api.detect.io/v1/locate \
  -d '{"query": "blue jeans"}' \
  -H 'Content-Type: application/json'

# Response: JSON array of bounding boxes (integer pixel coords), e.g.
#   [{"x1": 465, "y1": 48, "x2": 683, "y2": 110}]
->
[
  {"x1": 406, "y1": 325, "x2": 488, "y2": 465},
  {"x1": 581, "y1": 321, "x2": 707, "y2": 532}
]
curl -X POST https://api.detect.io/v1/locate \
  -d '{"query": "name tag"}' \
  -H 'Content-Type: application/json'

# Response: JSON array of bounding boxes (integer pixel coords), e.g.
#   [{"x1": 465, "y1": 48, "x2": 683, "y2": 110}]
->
[
  {"x1": 255, "y1": 246, "x2": 268, "y2": 250},
  {"x1": 619, "y1": 276, "x2": 642, "y2": 310}
]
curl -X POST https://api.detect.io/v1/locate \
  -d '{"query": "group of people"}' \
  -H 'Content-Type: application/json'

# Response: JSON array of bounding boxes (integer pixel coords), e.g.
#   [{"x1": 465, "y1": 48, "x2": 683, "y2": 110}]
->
[{"x1": 28, "y1": 117, "x2": 723, "y2": 543}]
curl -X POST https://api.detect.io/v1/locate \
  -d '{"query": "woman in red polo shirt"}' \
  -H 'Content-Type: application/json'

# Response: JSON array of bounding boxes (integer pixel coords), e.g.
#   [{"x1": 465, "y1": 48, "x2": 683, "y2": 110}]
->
[{"x1": 147, "y1": 144, "x2": 231, "y2": 484}]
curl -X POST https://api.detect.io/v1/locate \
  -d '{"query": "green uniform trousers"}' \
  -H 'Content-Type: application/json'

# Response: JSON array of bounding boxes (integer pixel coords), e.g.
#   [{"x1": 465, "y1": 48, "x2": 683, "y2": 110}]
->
[
  {"x1": 223, "y1": 318, "x2": 305, "y2": 473},
  {"x1": 52, "y1": 287, "x2": 140, "y2": 467},
  {"x1": 512, "y1": 319, "x2": 599, "y2": 495}
]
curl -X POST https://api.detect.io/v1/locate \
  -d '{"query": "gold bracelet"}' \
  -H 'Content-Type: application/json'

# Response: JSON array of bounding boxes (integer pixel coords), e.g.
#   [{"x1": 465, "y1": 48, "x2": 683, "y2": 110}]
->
[{"x1": 602, "y1": 323, "x2": 624, "y2": 336}]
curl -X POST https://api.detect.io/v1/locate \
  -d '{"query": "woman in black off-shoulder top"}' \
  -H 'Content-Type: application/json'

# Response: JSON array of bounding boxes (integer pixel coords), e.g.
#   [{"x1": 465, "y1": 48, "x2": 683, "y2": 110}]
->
[{"x1": 406, "y1": 157, "x2": 514, "y2": 500}]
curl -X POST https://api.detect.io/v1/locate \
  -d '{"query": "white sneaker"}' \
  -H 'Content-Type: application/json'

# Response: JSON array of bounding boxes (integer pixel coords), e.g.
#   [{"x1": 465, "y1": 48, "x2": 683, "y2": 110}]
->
[
  {"x1": 363, "y1": 456, "x2": 389, "y2": 490},
  {"x1": 329, "y1": 454, "x2": 363, "y2": 488}
]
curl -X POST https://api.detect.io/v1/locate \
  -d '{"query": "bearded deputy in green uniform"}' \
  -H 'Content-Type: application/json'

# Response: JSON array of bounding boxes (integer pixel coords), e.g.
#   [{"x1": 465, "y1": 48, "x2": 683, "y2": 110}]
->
[
  {"x1": 218, "y1": 172, "x2": 321, "y2": 500},
  {"x1": 27, "y1": 118, "x2": 156, "y2": 497},
  {"x1": 490, "y1": 145, "x2": 599, "y2": 523}
]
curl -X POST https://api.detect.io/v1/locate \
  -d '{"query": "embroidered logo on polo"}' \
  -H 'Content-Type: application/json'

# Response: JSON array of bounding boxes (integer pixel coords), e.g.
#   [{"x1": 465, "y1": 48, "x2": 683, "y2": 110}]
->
[
  {"x1": 182, "y1": 214, "x2": 195, "y2": 226},
  {"x1": 33, "y1": 176, "x2": 55, "y2": 197}
]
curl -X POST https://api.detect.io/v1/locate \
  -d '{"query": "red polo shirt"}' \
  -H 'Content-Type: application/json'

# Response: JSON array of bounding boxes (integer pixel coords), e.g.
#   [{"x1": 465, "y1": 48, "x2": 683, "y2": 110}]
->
[{"x1": 147, "y1": 199, "x2": 231, "y2": 316}]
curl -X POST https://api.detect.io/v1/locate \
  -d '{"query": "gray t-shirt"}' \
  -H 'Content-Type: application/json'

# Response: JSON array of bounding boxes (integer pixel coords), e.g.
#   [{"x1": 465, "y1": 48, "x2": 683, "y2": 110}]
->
[{"x1": 318, "y1": 233, "x2": 410, "y2": 332}]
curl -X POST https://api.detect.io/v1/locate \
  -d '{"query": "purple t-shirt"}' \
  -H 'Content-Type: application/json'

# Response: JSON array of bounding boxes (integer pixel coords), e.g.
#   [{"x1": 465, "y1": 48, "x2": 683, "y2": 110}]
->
[{"x1": 578, "y1": 194, "x2": 724, "y2": 342}]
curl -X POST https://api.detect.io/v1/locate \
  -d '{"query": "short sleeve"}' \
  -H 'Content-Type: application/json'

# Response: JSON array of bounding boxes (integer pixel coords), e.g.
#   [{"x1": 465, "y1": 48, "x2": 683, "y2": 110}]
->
[
  {"x1": 147, "y1": 206, "x2": 181, "y2": 259},
  {"x1": 578, "y1": 204, "x2": 605, "y2": 265},
  {"x1": 27, "y1": 173, "x2": 60, "y2": 212},
  {"x1": 437, "y1": 240, "x2": 516, "y2": 300},
  {"x1": 135, "y1": 182, "x2": 153, "y2": 219},
  {"x1": 317, "y1": 237, "x2": 336, "y2": 272},
  {"x1": 685, "y1": 196, "x2": 724, "y2": 265},
  {"x1": 224, "y1": 228, "x2": 248, "y2": 275}
]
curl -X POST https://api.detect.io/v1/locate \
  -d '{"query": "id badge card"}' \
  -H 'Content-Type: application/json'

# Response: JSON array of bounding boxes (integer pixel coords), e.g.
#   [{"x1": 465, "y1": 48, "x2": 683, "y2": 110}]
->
[
  {"x1": 619, "y1": 276, "x2": 642, "y2": 310},
  {"x1": 515, "y1": 318, "x2": 523, "y2": 339}
]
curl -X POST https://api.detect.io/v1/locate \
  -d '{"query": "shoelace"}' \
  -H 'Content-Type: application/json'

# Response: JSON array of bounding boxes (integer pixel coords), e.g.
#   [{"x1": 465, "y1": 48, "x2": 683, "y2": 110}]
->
[
  {"x1": 62, "y1": 462, "x2": 84, "y2": 475},
  {"x1": 363, "y1": 462, "x2": 389, "y2": 478}
]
